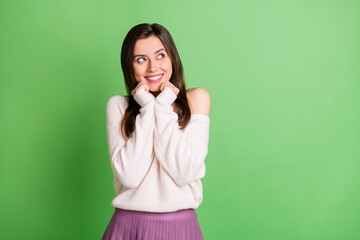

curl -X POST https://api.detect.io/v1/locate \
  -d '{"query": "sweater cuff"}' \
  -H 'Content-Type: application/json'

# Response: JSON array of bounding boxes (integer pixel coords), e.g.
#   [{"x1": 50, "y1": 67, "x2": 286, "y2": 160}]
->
[
  {"x1": 156, "y1": 86, "x2": 178, "y2": 106},
  {"x1": 133, "y1": 88, "x2": 155, "y2": 107}
]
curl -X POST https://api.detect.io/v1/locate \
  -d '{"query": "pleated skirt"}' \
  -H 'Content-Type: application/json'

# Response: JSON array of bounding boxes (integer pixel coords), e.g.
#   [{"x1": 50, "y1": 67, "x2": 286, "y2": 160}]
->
[{"x1": 101, "y1": 208, "x2": 204, "y2": 240}]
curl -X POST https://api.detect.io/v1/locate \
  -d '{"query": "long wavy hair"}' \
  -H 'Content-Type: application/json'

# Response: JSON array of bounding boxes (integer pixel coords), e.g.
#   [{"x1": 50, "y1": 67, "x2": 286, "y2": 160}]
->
[{"x1": 120, "y1": 23, "x2": 191, "y2": 140}]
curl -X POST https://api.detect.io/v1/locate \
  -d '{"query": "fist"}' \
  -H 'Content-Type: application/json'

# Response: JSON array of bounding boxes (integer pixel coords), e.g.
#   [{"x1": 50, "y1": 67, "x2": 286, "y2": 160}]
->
[
  {"x1": 131, "y1": 79, "x2": 150, "y2": 96},
  {"x1": 160, "y1": 81, "x2": 179, "y2": 95}
]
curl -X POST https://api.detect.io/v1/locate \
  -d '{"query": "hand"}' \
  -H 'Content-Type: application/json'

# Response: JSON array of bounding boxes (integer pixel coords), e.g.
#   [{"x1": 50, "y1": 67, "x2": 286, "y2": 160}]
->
[
  {"x1": 160, "y1": 81, "x2": 180, "y2": 96},
  {"x1": 131, "y1": 80, "x2": 150, "y2": 96}
]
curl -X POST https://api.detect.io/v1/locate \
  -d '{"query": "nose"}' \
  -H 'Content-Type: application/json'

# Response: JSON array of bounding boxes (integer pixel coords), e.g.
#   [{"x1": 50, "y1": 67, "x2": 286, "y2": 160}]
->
[{"x1": 147, "y1": 59, "x2": 159, "y2": 72}]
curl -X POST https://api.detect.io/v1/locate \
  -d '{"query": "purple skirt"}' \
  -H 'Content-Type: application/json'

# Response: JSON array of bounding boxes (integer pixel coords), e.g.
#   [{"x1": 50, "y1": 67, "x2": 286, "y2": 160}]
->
[{"x1": 101, "y1": 208, "x2": 204, "y2": 240}]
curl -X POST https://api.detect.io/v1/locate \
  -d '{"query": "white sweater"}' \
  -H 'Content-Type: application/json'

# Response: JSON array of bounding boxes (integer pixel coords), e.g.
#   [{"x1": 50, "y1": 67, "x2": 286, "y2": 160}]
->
[{"x1": 106, "y1": 86, "x2": 210, "y2": 212}]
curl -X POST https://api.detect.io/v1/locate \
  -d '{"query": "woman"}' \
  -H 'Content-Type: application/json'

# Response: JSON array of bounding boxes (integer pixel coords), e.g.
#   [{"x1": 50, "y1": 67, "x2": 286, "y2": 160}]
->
[{"x1": 102, "y1": 23, "x2": 210, "y2": 240}]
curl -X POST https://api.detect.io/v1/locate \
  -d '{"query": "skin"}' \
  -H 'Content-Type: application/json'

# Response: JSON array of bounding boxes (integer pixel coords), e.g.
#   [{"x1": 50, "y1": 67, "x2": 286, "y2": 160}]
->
[{"x1": 131, "y1": 35, "x2": 211, "y2": 116}]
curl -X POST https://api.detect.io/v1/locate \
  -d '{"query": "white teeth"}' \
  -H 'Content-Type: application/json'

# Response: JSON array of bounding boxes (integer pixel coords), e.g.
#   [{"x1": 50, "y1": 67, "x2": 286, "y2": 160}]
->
[{"x1": 147, "y1": 74, "x2": 163, "y2": 80}]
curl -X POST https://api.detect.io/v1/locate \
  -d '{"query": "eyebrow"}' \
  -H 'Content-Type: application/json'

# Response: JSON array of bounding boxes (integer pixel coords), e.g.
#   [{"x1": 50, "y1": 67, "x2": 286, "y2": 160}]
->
[{"x1": 134, "y1": 48, "x2": 166, "y2": 58}]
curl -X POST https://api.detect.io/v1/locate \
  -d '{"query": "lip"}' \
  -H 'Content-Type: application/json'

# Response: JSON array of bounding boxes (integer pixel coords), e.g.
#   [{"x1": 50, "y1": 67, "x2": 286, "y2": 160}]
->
[
  {"x1": 145, "y1": 73, "x2": 164, "y2": 83},
  {"x1": 145, "y1": 73, "x2": 163, "y2": 78}
]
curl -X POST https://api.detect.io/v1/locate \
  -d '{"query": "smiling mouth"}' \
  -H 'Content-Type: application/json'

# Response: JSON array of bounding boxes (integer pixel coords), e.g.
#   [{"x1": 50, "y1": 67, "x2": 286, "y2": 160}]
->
[{"x1": 145, "y1": 73, "x2": 164, "y2": 81}]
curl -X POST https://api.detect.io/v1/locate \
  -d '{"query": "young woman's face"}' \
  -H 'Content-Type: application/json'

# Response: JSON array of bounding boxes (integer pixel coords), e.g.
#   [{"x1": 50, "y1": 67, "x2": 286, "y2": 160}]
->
[{"x1": 133, "y1": 35, "x2": 173, "y2": 92}]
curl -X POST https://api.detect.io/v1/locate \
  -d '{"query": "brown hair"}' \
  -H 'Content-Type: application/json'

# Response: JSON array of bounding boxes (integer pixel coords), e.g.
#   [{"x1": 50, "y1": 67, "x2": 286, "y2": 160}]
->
[{"x1": 120, "y1": 23, "x2": 191, "y2": 140}]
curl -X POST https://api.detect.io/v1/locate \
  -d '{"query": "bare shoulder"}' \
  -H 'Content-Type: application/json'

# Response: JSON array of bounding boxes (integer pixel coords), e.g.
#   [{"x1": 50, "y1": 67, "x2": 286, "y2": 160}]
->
[{"x1": 186, "y1": 87, "x2": 211, "y2": 116}]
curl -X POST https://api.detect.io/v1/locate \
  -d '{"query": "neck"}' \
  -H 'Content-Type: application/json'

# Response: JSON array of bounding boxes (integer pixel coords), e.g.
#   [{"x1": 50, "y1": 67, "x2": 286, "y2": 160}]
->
[{"x1": 150, "y1": 90, "x2": 161, "y2": 97}]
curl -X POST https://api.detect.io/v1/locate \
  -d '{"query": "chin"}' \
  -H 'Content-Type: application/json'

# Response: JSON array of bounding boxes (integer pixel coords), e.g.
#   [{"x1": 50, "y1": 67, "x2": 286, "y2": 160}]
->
[{"x1": 148, "y1": 84, "x2": 162, "y2": 92}]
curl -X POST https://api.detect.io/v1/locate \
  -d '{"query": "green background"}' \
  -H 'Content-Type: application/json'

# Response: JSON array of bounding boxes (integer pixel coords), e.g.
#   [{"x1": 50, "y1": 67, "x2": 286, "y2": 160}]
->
[{"x1": 1, "y1": 0, "x2": 359, "y2": 239}]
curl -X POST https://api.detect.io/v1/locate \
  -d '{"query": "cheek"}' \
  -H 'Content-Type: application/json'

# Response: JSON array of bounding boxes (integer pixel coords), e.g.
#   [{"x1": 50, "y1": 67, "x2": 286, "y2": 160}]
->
[
  {"x1": 164, "y1": 61, "x2": 173, "y2": 73},
  {"x1": 133, "y1": 65, "x2": 145, "y2": 77}
]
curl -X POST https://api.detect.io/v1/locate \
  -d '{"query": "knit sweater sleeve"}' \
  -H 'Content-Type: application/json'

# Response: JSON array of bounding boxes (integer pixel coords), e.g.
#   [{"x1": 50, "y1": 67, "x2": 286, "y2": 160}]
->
[
  {"x1": 106, "y1": 88, "x2": 155, "y2": 189},
  {"x1": 154, "y1": 87, "x2": 210, "y2": 186}
]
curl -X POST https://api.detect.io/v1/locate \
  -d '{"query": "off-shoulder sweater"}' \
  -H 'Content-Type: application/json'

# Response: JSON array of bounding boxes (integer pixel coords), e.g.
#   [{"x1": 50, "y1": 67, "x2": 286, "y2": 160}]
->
[{"x1": 105, "y1": 86, "x2": 210, "y2": 212}]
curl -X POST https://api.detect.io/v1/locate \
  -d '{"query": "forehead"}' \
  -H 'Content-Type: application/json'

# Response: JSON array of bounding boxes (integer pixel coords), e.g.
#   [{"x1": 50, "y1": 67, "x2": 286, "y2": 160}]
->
[{"x1": 134, "y1": 35, "x2": 165, "y2": 54}]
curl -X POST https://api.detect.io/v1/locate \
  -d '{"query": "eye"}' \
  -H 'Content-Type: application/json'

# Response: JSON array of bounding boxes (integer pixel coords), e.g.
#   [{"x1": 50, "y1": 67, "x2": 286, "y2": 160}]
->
[
  {"x1": 136, "y1": 57, "x2": 146, "y2": 63},
  {"x1": 157, "y1": 53, "x2": 165, "y2": 59}
]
